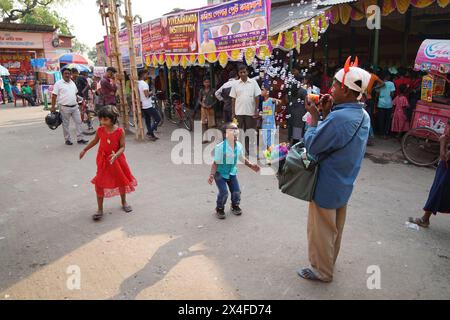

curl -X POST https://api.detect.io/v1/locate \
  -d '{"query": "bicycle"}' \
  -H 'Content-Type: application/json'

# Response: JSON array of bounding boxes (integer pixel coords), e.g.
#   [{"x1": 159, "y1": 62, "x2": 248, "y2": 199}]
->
[
  {"x1": 401, "y1": 126, "x2": 441, "y2": 167},
  {"x1": 166, "y1": 92, "x2": 193, "y2": 131},
  {"x1": 154, "y1": 91, "x2": 166, "y2": 127},
  {"x1": 79, "y1": 96, "x2": 99, "y2": 136},
  {"x1": 128, "y1": 91, "x2": 165, "y2": 129}
]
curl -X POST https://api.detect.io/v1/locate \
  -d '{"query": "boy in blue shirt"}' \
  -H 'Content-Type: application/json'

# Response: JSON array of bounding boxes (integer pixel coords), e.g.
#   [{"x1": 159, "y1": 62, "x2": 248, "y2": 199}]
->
[{"x1": 208, "y1": 122, "x2": 260, "y2": 219}]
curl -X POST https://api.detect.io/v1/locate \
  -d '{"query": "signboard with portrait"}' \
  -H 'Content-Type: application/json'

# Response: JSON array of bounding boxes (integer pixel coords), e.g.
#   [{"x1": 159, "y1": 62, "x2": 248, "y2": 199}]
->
[{"x1": 197, "y1": 0, "x2": 270, "y2": 54}]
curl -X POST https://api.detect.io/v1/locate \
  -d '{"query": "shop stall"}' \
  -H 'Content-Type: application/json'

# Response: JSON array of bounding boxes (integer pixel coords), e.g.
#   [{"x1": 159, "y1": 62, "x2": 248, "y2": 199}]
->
[
  {"x1": 401, "y1": 39, "x2": 450, "y2": 167},
  {"x1": 413, "y1": 39, "x2": 450, "y2": 136}
]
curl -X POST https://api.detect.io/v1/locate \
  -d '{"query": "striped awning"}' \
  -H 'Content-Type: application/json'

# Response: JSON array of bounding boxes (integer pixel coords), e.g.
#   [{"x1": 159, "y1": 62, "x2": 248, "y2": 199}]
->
[
  {"x1": 270, "y1": 2, "x2": 332, "y2": 36},
  {"x1": 317, "y1": 0, "x2": 357, "y2": 6}
]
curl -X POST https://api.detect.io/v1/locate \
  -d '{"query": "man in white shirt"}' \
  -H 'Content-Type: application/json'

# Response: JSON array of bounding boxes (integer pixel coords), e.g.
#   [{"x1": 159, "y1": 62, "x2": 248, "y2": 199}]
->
[
  {"x1": 138, "y1": 70, "x2": 161, "y2": 141},
  {"x1": 230, "y1": 64, "x2": 262, "y2": 155},
  {"x1": 51, "y1": 68, "x2": 88, "y2": 146},
  {"x1": 215, "y1": 70, "x2": 239, "y2": 123}
]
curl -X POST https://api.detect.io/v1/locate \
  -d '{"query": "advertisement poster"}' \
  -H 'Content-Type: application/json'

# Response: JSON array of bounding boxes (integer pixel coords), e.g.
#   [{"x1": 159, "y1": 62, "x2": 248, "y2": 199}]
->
[
  {"x1": 41, "y1": 84, "x2": 53, "y2": 102},
  {"x1": 118, "y1": 25, "x2": 143, "y2": 72},
  {"x1": 150, "y1": 19, "x2": 165, "y2": 53},
  {"x1": 42, "y1": 59, "x2": 60, "y2": 73},
  {"x1": 118, "y1": 29, "x2": 130, "y2": 71},
  {"x1": 133, "y1": 25, "x2": 143, "y2": 68},
  {"x1": 141, "y1": 21, "x2": 152, "y2": 61},
  {"x1": 161, "y1": 11, "x2": 199, "y2": 55},
  {"x1": 198, "y1": 0, "x2": 270, "y2": 54},
  {"x1": 0, "y1": 52, "x2": 34, "y2": 81}
]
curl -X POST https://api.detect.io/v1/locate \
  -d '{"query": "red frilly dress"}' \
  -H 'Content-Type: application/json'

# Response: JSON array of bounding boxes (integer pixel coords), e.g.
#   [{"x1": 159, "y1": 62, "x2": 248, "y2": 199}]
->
[
  {"x1": 391, "y1": 95, "x2": 411, "y2": 133},
  {"x1": 91, "y1": 126, "x2": 137, "y2": 198}
]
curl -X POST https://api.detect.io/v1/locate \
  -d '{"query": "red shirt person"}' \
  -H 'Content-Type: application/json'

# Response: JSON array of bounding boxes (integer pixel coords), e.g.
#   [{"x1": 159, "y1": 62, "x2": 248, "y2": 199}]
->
[
  {"x1": 100, "y1": 67, "x2": 118, "y2": 106},
  {"x1": 393, "y1": 68, "x2": 412, "y2": 96}
]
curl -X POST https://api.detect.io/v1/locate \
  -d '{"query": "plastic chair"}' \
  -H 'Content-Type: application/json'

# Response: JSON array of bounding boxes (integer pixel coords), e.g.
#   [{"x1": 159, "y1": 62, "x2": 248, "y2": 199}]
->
[{"x1": 12, "y1": 91, "x2": 27, "y2": 107}]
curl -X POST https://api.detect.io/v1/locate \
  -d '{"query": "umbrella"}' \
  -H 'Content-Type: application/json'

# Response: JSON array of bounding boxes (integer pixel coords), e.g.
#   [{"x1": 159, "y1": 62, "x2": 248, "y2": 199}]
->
[
  {"x1": 61, "y1": 63, "x2": 91, "y2": 73},
  {"x1": 58, "y1": 53, "x2": 90, "y2": 65},
  {"x1": 0, "y1": 64, "x2": 10, "y2": 76}
]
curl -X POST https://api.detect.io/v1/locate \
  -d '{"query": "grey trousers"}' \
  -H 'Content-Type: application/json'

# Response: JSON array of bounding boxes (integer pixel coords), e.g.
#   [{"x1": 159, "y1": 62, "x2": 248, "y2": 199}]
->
[{"x1": 60, "y1": 105, "x2": 83, "y2": 142}]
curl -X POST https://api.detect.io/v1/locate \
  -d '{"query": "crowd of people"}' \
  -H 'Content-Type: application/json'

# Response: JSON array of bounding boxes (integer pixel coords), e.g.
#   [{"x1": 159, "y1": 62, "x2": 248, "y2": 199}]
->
[
  {"x1": 283, "y1": 63, "x2": 426, "y2": 146},
  {"x1": 39, "y1": 58, "x2": 450, "y2": 283},
  {"x1": 0, "y1": 76, "x2": 37, "y2": 106}
]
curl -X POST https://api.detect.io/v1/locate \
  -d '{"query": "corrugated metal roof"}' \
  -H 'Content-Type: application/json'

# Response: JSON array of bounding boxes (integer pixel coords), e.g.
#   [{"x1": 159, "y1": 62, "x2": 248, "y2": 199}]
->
[
  {"x1": 270, "y1": 3, "x2": 331, "y2": 36},
  {"x1": 317, "y1": 0, "x2": 357, "y2": 7}
]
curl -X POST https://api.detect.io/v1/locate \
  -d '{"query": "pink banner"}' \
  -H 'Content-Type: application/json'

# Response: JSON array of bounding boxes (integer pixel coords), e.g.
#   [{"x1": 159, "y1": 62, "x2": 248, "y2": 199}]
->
[{"x1": 414, "y1": 39, "x2": 450, "y2": 74}]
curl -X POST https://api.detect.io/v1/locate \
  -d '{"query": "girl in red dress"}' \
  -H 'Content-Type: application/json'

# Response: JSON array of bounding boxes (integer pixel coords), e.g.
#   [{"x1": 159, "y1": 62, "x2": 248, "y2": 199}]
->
[{"x1": 79, "y1": 106, "x2": 137, "y2": 221}]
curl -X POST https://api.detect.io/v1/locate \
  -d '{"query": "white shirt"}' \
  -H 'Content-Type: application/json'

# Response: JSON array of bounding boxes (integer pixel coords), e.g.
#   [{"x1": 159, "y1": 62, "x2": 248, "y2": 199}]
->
[
  {"x1": 215, "y1": 78, "x2": 238, "y2": 101},
  {"x1": 52, "y1": 79, "x2": 78, "y2": 106},
  {"x1": 138, "y1": 80, "x2": 154, "y2": 109},
  {"x1": 229, "y1": 78, "x2": 262, "y2": 116}
]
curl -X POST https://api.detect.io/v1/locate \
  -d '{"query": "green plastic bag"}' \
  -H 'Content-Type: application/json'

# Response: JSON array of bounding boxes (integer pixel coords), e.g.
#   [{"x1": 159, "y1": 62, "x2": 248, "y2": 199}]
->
[{"x1": 278, "y1": 142, "x2": 318, "y2": 202}]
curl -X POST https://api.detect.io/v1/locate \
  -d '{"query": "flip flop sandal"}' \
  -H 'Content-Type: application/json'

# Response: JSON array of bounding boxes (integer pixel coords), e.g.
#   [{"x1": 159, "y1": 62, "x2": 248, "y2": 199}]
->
[
  {"x1": 408, "y1": 217, "x2": 430, "y2": 228},
  {"x1": 122, "y1": 205, "x2": 133, "y2": 213},
  {"x1": 92, "y1": 212, "x2": 104, "y2": 221},
  {"x1": 297, "y1": 268, "x2": 323, "y2": 282}
]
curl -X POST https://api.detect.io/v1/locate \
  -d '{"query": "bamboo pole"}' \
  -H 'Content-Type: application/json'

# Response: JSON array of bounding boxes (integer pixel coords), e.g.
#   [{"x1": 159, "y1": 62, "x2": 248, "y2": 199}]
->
[
  {"x1": 124, "y1": 0, "x2": 144, "y2": 140},
  {"x1": 99, "y1": 2, "x2": 113, "y2": 67},
  {"x1": 107, "y1": 0, "x2": 129, "y2": 130}
]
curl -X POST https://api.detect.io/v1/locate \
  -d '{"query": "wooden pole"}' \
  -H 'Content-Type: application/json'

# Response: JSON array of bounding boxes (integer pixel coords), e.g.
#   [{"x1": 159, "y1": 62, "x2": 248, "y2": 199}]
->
[
  {"x1": 107, "y1": 0, "x2": 129, "y2": 130},
  {"x1": 402, "y1": 8, "x2": 411, "y2": 67},
  {"x1": 99, "y1": 2, "x2": 113, "y2": 67},
  {"x1": 124, "y1": 0, "x2": 144, "y2": 140}
]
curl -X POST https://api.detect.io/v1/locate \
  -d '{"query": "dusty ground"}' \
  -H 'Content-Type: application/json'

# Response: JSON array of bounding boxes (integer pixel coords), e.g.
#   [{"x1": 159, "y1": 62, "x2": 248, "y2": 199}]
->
[{"x1": 0, "y1": 104, "x2": 449, "y2": 300}]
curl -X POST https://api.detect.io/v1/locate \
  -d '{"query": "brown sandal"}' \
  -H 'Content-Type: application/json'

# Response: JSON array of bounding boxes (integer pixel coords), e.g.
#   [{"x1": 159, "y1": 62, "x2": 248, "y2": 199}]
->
[{"x1": 408, "y1": 217, "x2": 430, "y2": 228}]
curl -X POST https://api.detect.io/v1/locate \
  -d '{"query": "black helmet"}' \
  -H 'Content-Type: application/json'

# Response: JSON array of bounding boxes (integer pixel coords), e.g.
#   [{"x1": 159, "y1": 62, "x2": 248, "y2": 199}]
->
[{"x1": 45, "y1": 111, "x2": 62, "y2": 130}]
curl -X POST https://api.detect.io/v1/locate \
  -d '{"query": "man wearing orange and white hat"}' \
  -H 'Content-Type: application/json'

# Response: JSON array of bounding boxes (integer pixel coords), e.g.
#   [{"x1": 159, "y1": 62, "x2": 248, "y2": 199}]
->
[{"x1": 298, "y1": 58, "x2": 372, "y2": 283}]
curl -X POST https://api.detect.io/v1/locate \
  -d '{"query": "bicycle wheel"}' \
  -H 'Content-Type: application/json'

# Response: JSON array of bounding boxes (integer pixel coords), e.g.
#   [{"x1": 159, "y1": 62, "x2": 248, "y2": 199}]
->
[
  {"x1": 82, "y1": 111, "x2": 99, "y2": 136},
  {"x1": 157, "y1": 102, "x2": 165, "y2": 127},
  {"x1": 402, "y1": 127, "x2": 441, "y2": 167},
  {"x1": 167, "y1": 104, "x2": 179, "y2": 125},
  {"x1": 128, "y1": 110, "x2": 136, "y2": 128},
  {"x1": 182, "y1": 109, "x2": 193, "y2": 131}
]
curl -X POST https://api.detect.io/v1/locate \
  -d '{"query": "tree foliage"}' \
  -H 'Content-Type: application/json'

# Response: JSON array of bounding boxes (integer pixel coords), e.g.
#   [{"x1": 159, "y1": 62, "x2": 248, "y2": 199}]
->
[
  {"x1": 0, "y1": 0, "x2": 72, "y2": 35},
  {"x1": 21, "y1": 7, "x2": 72, "y2": 35},
  {"x1": 72, "y1": 38, "x2": 89, "y2": 55},
  {"x1": 87, "y1": 47, "x2": 98, "y2": 65}
]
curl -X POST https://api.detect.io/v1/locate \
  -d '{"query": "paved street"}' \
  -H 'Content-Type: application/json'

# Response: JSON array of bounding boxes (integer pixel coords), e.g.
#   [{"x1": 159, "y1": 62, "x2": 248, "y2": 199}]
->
[{"x1": 0, "y1": 105, "x2": 449, "y2": 300}]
